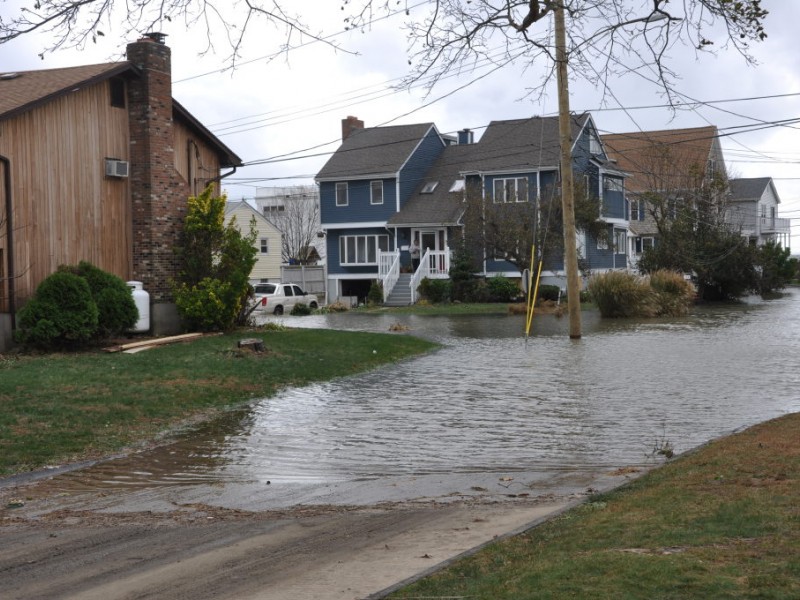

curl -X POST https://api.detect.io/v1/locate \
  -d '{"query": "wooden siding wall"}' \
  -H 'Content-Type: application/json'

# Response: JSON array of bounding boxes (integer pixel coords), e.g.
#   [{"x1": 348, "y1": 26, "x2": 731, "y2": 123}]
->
[
  {"x1": 0, "y1": 81, "x2": 131, "y2": 308},
  {"x1": 173, "y1": 121, "x2": 222, "y2": 196}
]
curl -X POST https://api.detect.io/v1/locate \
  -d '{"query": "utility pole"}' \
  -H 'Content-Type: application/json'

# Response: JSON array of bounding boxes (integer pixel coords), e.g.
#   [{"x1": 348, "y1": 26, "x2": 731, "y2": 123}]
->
[{"x1": 554, "y1": 3, "x2": 582, "y2": 339}]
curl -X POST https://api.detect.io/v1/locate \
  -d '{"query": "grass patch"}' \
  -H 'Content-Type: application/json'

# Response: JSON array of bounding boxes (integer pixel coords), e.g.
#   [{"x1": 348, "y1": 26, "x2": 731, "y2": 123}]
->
[
  {"x1": 390, "y1": 413, "x2": 800, "y2": 599},
  {"x1": 0, "y1": 328, "x2": 437, "y2": 476}
]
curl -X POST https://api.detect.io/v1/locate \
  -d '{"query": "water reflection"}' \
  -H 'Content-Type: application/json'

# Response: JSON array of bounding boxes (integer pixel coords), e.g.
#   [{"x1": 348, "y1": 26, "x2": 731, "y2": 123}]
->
[{"x1": 37, "y1": 293, "x2": 800, "y2": 506}]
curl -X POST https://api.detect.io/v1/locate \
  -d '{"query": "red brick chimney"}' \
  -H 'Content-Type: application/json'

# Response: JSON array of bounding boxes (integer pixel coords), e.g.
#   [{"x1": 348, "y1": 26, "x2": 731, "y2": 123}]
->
[
  {"x1": 341, "y1": 115, "x2": 364, "y2": 141},
  {"x1": 126, "y1": 33, "x2": 190, "y2": 331}
]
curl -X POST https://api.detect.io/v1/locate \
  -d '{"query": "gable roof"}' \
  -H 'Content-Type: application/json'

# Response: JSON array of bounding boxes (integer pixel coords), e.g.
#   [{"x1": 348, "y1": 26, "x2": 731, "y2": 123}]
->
[
  {"x1": 602, "y1": 126, "x2": 718, "y2": 194},
  {"x1": 388, "y1": 114, "x2": 596, "y2": 227},
  {"x1": 225, "y1": 200, "x2": 281, "y2": 232},
  {"x1": 728, "y1": 177, "x2": 778, "y2": 203},
  {"x1": 316, "y1": 122, "x2": 439, "y2": 180},
  {"x1": 457, "y1": 114, "x2": 591, "y2": 174},
  {"x1": 0, "y1": 61, "x2": 242, "y2": 168}
]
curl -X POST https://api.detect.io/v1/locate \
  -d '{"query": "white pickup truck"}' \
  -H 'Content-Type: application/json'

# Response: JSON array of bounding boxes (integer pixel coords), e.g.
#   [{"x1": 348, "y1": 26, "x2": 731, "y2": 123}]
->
[{"x1": 252, "y1": 283, "x2": 319, "y2": 315}]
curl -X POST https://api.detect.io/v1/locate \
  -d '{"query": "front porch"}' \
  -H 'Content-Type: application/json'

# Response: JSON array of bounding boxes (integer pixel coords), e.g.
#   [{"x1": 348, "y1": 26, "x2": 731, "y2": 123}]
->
[{"x1": 379, "y1": 247, "x2": 451, "y2": 306}]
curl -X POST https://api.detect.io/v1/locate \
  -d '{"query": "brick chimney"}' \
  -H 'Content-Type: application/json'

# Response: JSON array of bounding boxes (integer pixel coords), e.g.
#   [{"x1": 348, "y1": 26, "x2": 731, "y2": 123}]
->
[
  {"x1": 341, "y1": 115, "x2": 364, "y2": 141},
  {"x1": 126, "y1": 33, "x2": 190, "y2": 333}
]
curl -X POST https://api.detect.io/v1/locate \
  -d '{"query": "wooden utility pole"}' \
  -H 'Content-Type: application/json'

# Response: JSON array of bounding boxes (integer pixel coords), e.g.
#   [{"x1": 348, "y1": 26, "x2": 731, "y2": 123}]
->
[{"x1": 554, "y1": 3, "x2": 582, "y2": 339}]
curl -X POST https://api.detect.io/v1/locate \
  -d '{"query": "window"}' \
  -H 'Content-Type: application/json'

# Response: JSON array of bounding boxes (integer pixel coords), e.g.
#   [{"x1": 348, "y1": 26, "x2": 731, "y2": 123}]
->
[
  {"x1": 493, "y1": 177, "x2": 529, "y2": 203},
  {"x1": 603, "y1": 176, "x2": 623, "y2": 192},
  {"x1": 615, "y1": 230, "x2": 627, "y2": 254},
  {"x1": 260, "y1": 238, "x2": 269, "y2": 254},
  {"x1": 370, "y1": 180, "x2": 383, "y2": 205},
  {"x1": 336, "y1": 182, "x2": 349, "y2": 206},
  {"x1": 421, "y1": 181, "x2": 439, "y2": 194},
  {"x1": 629, "y1": 198, "x2": 644, "y2": 221},
  {"x1": 449, "y1": 179, "x2": 465, "y2": 193},
  {"x1": 339, "y1": 234, "x2": 390, "y2": 265},
  {"x1": 761, "y1": 204, "x2": 767, "y2": 218},
  {"x1": 109, "y1": 77, "x2": 125, "y2": 108},
  {"x1": 589, "y1": 131, "x2": 602, "y2": 155},
  {"x1": 597, "y1": 236, "x2": 608, "y2": 251},
  {"x1": 263, "y1": 204, "x2": 285, "y2": 214}
]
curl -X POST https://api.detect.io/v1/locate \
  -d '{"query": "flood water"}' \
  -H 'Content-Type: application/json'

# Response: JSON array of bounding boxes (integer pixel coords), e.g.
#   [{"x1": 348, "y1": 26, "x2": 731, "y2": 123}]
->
[{"x1": 18, "y1": 292, "x2": 800, "y2": 511}]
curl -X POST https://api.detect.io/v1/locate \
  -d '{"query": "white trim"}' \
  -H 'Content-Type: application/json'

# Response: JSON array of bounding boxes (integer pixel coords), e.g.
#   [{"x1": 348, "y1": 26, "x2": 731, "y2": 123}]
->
[
  {"x1": 317, "y1": 172, "x2": 396, "y2": 183},
  {"x1": 320, "y1": 221, "x2": 387, "y2": 229},
  {"x1": 370, "y1": 180, "x2": 384, "y2": 205},
  {"x1": 335, "y1": 182, "x2": 349, "y2": 207}
]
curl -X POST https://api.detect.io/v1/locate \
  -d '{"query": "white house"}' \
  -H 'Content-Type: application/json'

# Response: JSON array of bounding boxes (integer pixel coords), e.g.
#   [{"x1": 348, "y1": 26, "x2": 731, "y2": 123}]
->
[{"x1": 225, "y1": 201, "x2": 282, "y2": 284}]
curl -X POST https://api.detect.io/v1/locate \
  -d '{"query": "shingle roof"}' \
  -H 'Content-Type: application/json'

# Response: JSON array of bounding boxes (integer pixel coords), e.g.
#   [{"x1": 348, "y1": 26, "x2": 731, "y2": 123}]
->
[
  {"x1": 387, "y1": 145, "x2": 474, "y2": 226},
  {"x1": 602, "y1": 126, "x2": 718, "y2": 194},
  {"x1": 316, "y1": 123, "x2": 438, "y2": 179},
  {"x1": 0, "y1": 62, "x2": 132, "y2": 120},
  {"x1": 458, "y1": 114, "x2": 589, "y2": 173},
  {"x1": 728, "y1": 177, "x2": 773, "y2": 202}
]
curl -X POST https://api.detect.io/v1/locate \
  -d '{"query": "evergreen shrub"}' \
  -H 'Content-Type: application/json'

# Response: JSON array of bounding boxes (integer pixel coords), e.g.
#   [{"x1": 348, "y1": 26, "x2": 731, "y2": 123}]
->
[
  {"x1": 16, "y1": 271, "x2": 100, "y2": 348},
  {"x1": 588, "y1": 271, "x2": 657, "y2": 318},
  {"x1": 418, "y1": 277, "x2": 451, "y2": 303},
  {"x1": 367, "y1": 280, "x2": 384, "y2": 306},
  {"x1": 290, "y1": 302, "x2": 312, "y2": 316},
  {"x1": 486, "y1": 276, "x2": 520, "y2": 302},
  {"x1": 59, "y1": 261, "x2": 137, "y2": 336}
]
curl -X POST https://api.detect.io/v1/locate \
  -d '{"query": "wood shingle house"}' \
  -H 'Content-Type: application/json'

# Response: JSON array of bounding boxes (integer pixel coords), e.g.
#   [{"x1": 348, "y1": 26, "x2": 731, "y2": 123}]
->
[{"x1": 0, "y1": 34, "x2": 241, "y2": 349}]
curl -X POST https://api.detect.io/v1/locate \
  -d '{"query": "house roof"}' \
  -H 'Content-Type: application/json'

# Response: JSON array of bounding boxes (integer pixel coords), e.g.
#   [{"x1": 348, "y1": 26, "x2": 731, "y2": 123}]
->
[
  {"x1": 225, "y1": 200, "x2": 281, "y2": 231},
  {"x1": 388, "y1": 114, "x2": 594, "y2": 227},
  {"x1": 457, "y1": 114, "x2": 590, "y2": 173},
  {"x1": 602, "y1": 126, "x2": 718, "y2": 194},
  {"x1": 316, "y1": 122, "x2": 439, "y2": 180},
  {"x1": 387, "y1": 144, "x2": 474, "y2": 227},
  {"x1": 728, "y1": 177, "x2": 777, "y2": 203},
  {"x1": 0, "y1": 61, "x2": 242, "y2": 168}
]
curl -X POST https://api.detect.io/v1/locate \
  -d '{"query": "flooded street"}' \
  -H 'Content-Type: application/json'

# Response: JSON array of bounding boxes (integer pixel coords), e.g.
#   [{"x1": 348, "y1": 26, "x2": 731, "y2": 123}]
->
[{"x1": 18, "y1": 292, "x2": 800, "y2": 512}]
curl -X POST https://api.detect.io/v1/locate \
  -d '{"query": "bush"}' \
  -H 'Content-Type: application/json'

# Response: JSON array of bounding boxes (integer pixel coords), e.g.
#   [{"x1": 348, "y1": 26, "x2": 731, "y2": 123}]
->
[
  {"x1": 367, "y1": 280, "x2": 384, "y2": 306},
  {"x1": 418, "y1": 277, "x2": 451, "y2": 303},
  {"x1": 486, "y1": 276, "x2": 520, "y2": 302},
  {"x1": 173, "y1": 278, "x2": 238, "y2": 331},
  {"x1": 649, "y1": 270, "x2": 696, "y2": 316},
  {"x1": 59, "y1": 261, "x2": 138, "y2": 336},
  {"x1": 290, "y1": 302, "x2": 312, "y2": 316},
  {"x1": 537, "y1": 284, "x2": 562, "y2": 302},
  {"x1": 588, "y1": 271, "x2": 657, "y2": 318},
  {"x1": 16, "y1": 272, "x2": 99, "y2": 348}
]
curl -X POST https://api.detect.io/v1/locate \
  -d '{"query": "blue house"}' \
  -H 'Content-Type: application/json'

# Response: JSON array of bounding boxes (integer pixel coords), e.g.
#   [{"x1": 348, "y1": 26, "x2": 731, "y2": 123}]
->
[{"x1": 317, "y1": 114, "x2": 629, "y2": 305}]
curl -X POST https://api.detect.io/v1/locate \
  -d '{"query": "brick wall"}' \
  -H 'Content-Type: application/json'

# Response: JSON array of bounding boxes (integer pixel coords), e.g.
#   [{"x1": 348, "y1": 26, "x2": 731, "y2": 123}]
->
[{"x1": 126, "y1": 36, "x2": 190, "y2": 303}]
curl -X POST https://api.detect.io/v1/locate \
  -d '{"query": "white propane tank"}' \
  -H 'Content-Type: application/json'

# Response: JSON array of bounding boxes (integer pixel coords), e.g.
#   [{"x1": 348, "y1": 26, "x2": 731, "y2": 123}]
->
[{"x1": 127, "y1": 281, "x2": 150, "y2": 333}]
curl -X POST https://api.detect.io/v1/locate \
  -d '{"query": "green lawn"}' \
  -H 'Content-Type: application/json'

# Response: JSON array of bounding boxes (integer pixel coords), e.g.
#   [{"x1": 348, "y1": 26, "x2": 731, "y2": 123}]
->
[{"x1": 0, "y1": 327, "x2": 437, "y2": 476}]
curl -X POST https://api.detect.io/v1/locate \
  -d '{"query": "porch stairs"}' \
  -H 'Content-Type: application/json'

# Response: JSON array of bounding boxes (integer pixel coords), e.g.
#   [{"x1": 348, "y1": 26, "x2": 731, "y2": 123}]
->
[{"x1": 384, "y1": 273, "x2": 413, "y2": 306}]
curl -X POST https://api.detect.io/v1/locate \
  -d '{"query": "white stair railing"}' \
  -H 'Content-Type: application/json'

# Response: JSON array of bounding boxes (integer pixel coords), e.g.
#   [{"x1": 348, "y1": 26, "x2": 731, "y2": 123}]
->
[
  {"x1": 410, "y1": 248, "x2": 432, "y2": 304},
  {"x1": 378, "y1": 249, "x2": 401, "y2": 302}
]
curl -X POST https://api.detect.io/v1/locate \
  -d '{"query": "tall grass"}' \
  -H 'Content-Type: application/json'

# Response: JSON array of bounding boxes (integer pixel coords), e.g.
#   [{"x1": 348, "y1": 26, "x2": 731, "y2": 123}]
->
[
  {"x1": 588, "y1": 270, "x2": 695, "y2": 318},
  {"x1": 649, "y1": 270, "x2": 697, "y2": 316},
  {"x1": 588, "y1": 271, "x2": 656, "y2": 318}
]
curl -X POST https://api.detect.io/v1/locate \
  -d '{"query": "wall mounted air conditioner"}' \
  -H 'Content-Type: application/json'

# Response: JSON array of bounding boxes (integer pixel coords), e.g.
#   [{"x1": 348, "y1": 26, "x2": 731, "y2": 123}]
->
[{"x1": 105, "y1": 158, "x2": 129, "y2": 178}]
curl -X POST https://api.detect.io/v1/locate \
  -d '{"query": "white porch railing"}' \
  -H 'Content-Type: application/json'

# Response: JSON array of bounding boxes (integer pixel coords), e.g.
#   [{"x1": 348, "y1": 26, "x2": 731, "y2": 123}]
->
[
  {"x1": 409, "y1": 247, "x2": 451, "y2": 303},
  {"x1": 378, "y1": 249, "x2": 401, "y2": 302}
]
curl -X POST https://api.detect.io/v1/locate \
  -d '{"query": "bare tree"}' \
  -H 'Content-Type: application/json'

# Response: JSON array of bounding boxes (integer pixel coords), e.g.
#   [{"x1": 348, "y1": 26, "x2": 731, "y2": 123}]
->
[
  {"x1": 1, "y1": 1, "x2": 768, "y2": 103},
  {"x1": 273, "y1": 195, "x2": 322, "y2": 266}
]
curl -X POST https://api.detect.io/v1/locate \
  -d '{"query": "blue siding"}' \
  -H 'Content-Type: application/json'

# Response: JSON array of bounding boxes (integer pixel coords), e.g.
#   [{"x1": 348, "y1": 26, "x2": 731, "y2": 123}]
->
[
  {"x1": 398, "y1": 128, "x2": 446, "y2": 205},
  {"x1": 320, "y1": 178, "x2": 398, "y2": 225}
]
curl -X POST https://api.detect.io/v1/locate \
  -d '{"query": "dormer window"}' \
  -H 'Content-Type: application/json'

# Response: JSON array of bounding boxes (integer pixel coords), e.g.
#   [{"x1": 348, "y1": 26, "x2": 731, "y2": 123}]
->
[
  {"x1": 420, "y1": 181, "x2": 439, "y2": 194},
  {"x1": 589, "y1": 131, "x2": 602, "y2": 155}
]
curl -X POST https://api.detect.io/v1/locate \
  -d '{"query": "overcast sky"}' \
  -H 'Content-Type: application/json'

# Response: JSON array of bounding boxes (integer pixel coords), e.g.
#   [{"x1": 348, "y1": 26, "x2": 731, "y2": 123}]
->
[{"x1": 2, "y1": 1, "x2": 798, "y2": 248}]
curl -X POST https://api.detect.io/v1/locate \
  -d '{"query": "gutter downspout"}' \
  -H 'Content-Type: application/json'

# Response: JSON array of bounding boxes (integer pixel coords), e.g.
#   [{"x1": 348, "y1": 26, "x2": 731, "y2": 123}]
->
[{"x1": 1, "y1": 154, "x2": 15, "y2": 323}]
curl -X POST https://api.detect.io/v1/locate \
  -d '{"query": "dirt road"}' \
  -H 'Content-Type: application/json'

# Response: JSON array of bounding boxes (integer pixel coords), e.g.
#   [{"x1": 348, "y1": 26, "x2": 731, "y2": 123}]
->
[{"x1": 1, "y1": 494, "x2": 575, "y2": 600}]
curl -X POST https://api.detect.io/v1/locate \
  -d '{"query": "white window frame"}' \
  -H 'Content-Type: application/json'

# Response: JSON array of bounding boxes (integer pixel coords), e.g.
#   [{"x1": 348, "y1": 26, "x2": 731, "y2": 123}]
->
[
  {"x1": 603, "y1": 176, "x2": 623, "y2": 192},
  {"x1": 589, "y1": 132, "x2": 602, "y2": 155},
  {"x1": 370, "y1": 180, "x2": 384, "y2": 205},
  {"x1": 339, "y1": 234, "x2": 390, "y2": 266},
  {"x1": 615, "y1": 230, "x2": 627, "y2": 255},
  {"x1": 629, "y1": 198, "x2": 640, "y2": 221},
  {"x1": 642, "y1": 237, "x2": 655, "y2": 251},
  {"x1": 259, "y1": 238, "x2": 269, "y2": 254},
  {"x1": 493, "y1": 177, "x2": 529, "y2": 203},
  {"x1": 336, "y1": 182, "x2": 349, "y2": 207},
  {"x1": 597, "y1": 236, "x2": 608, "y2": 251}
]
